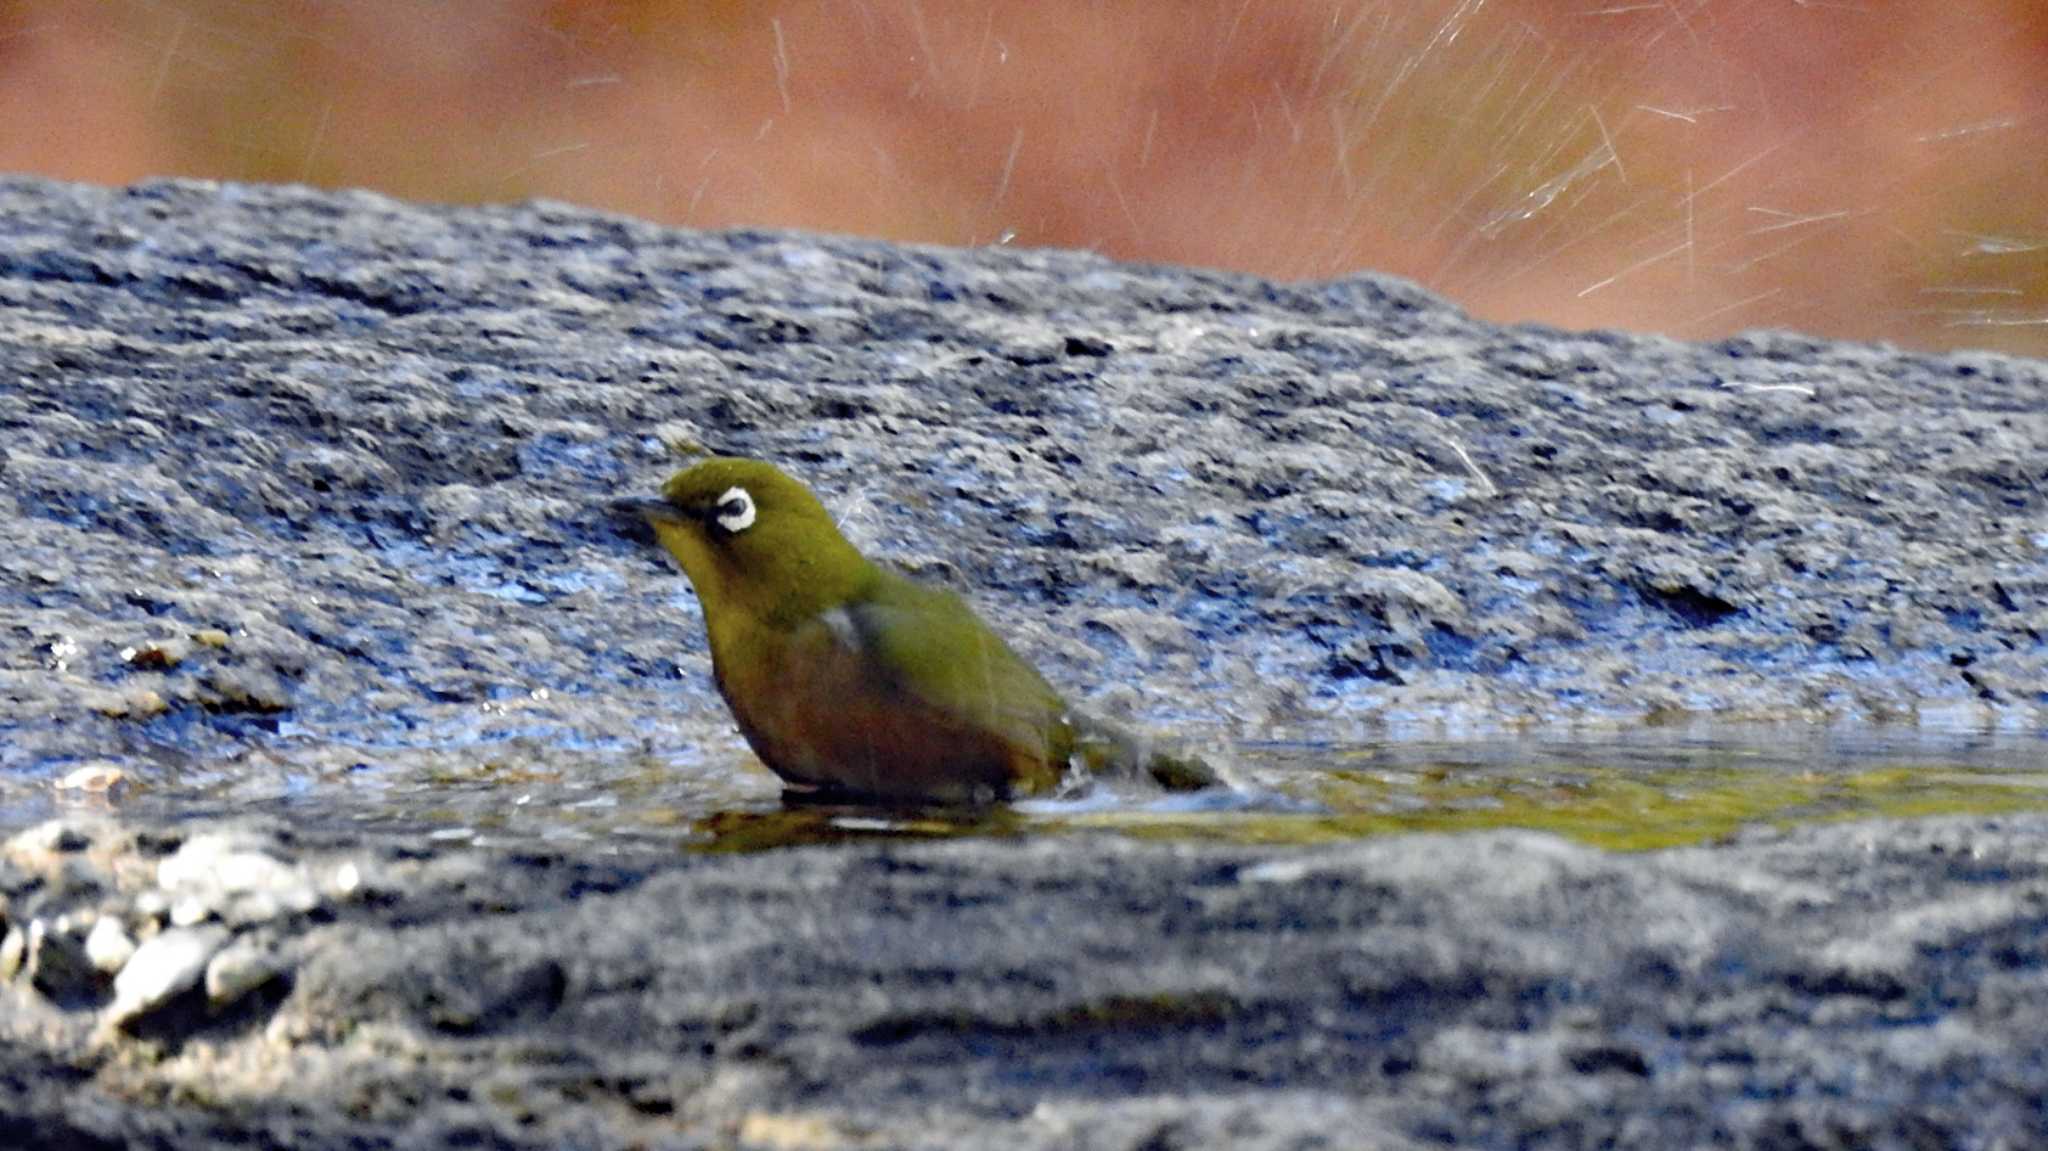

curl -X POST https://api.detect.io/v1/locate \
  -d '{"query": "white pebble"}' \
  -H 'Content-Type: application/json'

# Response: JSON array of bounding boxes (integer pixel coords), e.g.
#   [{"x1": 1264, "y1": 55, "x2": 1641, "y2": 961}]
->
[
  {"x1": 84, "y1": 917, "x2": 137, "y2": 975},
  {"x1": 205, "y1": 938, "x2": 285, "y2": 1007},
  {"x1": 107, "y1": 925, "x2": 229, "y2": 1025}
]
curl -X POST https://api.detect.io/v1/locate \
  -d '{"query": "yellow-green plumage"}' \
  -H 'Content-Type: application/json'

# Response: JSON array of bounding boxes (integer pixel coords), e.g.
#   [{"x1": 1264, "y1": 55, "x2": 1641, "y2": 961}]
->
[{"x1": 624, "y1": 457, "x2": 1085, "y2": 802}]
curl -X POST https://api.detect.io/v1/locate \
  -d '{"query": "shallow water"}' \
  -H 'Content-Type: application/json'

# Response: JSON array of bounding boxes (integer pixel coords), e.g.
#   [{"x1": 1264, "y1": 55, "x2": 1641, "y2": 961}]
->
[{"x1": 10, "y1": 726, "x2": 2047, "y2": 855}]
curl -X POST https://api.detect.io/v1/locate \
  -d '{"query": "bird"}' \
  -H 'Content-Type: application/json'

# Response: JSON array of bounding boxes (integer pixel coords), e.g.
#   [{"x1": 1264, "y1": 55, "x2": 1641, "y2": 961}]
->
[{"x1": 617, "y1": 456, "x2": 1214, "y2": 803}]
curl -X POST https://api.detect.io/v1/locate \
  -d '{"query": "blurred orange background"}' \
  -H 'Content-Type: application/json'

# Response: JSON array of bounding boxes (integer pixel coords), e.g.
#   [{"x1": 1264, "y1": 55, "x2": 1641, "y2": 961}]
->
[{"x1": 5, "y1": 0, "x2": 2045, "y2": 356}]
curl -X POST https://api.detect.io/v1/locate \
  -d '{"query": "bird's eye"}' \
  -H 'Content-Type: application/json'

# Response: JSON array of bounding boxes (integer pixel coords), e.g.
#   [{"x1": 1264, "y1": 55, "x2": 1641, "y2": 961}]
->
[{"x1": 713, "y1": 486, "x2": 757, "y2": 534}]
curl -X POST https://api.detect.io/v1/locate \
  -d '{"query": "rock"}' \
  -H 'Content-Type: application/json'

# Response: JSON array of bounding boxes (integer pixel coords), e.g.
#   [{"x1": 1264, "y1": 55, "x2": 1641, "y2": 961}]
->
[
  {"x1": 0, "y1": 174, "x2": 2044, "y2": 1151},
  {"x1": 26, "y1": 917, "x2": 101, "y2": 1004},
  {"x1": 84, "y1": 916, "x2": 138, "y2": 975},
  {"x1": 168, "y1": 894, "x2": 214, "y2": 928},
  {"x1": 132, "y1": 890, "x2": 171, "y2": 923},
  {"x1": 0, "y1": 177, "x2": 2043, "y2": 768},
  {"x1": 736, "y1": 1112, "x2": 852, "y2": 1151},
  {"x1": 90, "y1": 688, "x2": 169, "y2": 720},
  {"x1": 156, "y1": 833, "x2": 322, "y2": 925},
  {"x1": 54, "y1": 763, "x2": 130, "y2": 797},
  {"x1": 106, "y1": 924, "x2": 230, "y2": 1027},
  {"x1": 328, "y1": 861, "x2": 363, "y2": 900},
  {"x1": 194, "y1": 666, "x2": 292, "y2": 714},
  {"x1": 7, "y1": 820, "x2": 91, "y2": 856},
  {"x1": 0, "y1": 922, "x2": 24, "y2": 981},
  {"x1": 119, "y1": 637, "x2": 192, "y2": 670},
  {"x1": 0, "y1": 801, "x2": 2040, "y2": 1148},
  {"x1": 204, "y1": 935, "x2": 289, "y2": 1008}
]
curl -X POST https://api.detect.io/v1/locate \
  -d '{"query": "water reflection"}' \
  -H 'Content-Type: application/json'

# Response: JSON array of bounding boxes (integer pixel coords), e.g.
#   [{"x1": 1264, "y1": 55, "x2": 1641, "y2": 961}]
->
[
  {"x1": 694, "y1": 805, "x2": 1029, "y2": 853},
  {"x1": 4, "y1": 726, "x2": 2045, "y2": 854}
]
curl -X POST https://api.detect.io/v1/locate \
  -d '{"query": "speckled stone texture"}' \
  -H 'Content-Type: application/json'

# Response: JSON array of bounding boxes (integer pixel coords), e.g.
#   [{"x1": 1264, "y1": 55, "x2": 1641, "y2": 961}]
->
[
  {"x1": 3, "y1": 177, "x2": 2044, "y2": 776},
  {"x1": 4, "y1": 813, "x2": 2047, "y2": 1149},
  {"x1": 2, "y1": 177, "x2": 2047, "y2": 1149}
]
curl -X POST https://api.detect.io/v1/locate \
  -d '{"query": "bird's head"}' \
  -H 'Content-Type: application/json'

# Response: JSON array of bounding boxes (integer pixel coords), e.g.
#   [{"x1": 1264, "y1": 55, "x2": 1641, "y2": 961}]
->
[{"x1": 618, "y1": 457, "x2": 874, "y2": 627}]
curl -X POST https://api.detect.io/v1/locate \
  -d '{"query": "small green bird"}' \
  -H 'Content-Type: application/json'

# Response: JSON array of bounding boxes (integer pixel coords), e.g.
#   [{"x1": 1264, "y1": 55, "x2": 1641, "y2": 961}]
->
[{"x1": 618, "y1": 457, "x2": 1213, "y2": 803}]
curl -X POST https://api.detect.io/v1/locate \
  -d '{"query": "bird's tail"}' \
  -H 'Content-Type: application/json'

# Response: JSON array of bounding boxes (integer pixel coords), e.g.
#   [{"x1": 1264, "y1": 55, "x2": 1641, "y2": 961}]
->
[{"x1": 1067, "y1": 713, "x2": 1221, "y2": 792}]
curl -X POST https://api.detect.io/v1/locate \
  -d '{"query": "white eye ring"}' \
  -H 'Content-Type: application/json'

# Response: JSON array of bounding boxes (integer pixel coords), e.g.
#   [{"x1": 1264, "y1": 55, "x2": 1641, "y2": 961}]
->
[{"x1": 714, "y1": 485, "x2": 757, "y2": 533}]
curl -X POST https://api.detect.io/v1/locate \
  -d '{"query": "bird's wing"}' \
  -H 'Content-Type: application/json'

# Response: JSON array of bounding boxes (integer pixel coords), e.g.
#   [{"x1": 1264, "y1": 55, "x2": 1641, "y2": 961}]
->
[{"x1": 819, "y1": 576, "x2": 1069, "y2": 750}]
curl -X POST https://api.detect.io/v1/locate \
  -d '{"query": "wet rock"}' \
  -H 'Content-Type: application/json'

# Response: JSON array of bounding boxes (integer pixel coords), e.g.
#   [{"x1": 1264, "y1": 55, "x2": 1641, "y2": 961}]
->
[
  {"x1": 194, "y1": 665, "x2": 293, "y2": 715},
  {"x1": 106, "y1": 924, "x2": 230, "y2": 1028},
  {"x1": 54, "y1": 763, "x2": 131, "y2": 797}
]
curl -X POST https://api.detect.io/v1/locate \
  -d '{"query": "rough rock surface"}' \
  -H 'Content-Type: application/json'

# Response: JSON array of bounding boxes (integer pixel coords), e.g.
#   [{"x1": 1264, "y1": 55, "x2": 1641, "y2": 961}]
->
[
  {"x1": 2, "y1": 177, "x2": 2047, "y2": 1148},
  {"x1": 4, "y1": 814, "x2": 2048, "y2": 1149},
  {"x1": 3, "y1": 178, "x2": 2044, "y2": 769}
]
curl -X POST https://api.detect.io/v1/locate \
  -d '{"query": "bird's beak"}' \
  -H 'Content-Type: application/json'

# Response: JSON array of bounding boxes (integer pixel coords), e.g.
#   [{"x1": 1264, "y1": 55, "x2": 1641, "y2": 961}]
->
[
  {"x1": 610, "y1": 496, "x2": 692, "y2": 538},
  {"x1": 613, "y1": 495, "x2": 716, "y2": 580}
]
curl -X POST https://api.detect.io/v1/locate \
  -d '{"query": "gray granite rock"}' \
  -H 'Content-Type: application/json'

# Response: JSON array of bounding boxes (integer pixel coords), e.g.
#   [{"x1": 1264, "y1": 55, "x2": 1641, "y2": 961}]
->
[
  {"x1": 1, "y1": 176, "x2": 2044, "y2": 778},
  {"x1": 0, "y1": 175, "x2": 2045, "y2": 1150},
  {"x1": 0, "y1": 813, "x2": 2038, "y2": 1148}
]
